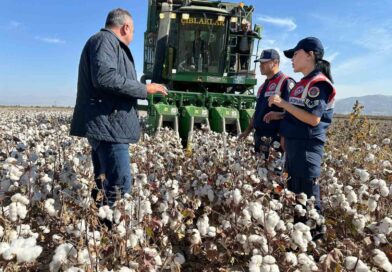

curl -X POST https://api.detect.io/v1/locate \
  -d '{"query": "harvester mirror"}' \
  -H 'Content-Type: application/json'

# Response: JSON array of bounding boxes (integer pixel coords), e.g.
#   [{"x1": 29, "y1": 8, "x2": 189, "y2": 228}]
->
[{"x1": 254, "y1": 24, "x2": 262, "y2": 37}]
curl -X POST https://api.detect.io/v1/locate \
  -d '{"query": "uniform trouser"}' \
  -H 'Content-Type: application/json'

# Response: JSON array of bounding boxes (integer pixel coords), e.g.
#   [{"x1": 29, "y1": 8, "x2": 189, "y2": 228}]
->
[
  {"x1": 285, "y1": 138, "x2": 324, "y2": 211},
  {"x1": 90, "y1": 141, "x2": 132, "y2": 207},
  {"x1": 254, "y1": 131, "x2": 280, "y2": 159}
]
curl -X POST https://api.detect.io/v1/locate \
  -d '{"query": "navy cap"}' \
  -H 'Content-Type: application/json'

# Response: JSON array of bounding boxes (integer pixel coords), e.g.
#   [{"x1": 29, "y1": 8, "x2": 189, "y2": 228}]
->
[
  {"x1": 284, "y1": 37, "x2": 324, "y2": 58},
  {"x1": 254, "y1": 49, "x2": 280, "y2": 63}
]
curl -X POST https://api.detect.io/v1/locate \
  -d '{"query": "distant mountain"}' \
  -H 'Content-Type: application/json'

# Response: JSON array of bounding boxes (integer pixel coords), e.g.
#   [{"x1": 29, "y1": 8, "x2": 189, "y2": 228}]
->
[{"x1": 334, "y1": 95, "x2": 392, "y2": 116}]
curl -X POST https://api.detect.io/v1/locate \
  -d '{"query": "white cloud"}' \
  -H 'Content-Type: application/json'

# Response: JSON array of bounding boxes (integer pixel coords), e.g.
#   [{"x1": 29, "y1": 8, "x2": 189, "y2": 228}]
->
[
  {"x1": 257, "y1": 15, "x2": 297, "y2": 31},
  {"x1": 354, "y1": 25, "x2": 392, "y2": 55},
  {"x1": 35, "y1": 36, "x2": 65, "y2": 44},
  {"x1": 325, "y1": 52, "x2": 339, "y2": 63},
  {"x1": 4, "y1": 20, "x2": 23, "y2": 30}
]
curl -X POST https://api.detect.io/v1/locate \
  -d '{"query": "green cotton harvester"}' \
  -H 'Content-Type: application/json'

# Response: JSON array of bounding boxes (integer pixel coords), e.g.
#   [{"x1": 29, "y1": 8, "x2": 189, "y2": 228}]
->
[{"x1": 140, "y1": 0, "x2": 262, "y2": 145}]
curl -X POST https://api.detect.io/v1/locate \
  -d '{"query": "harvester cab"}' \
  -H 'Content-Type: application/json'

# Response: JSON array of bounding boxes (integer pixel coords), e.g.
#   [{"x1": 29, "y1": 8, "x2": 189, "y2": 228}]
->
[{"x1": 140, "y1": 0, "x2": 262, "y2": 144}]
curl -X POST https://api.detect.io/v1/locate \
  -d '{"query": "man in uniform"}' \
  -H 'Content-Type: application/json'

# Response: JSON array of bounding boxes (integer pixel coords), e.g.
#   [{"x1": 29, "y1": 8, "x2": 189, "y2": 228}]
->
[{"x1": 239, "y1": 49, "x2": 295, "y2": 159}]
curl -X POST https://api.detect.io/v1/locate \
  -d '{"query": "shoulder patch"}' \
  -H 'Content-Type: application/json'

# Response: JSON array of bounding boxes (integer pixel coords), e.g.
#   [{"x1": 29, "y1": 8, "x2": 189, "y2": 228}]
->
[
  {"x1": 288, "y1": 79, "x2": 296, "y2": 90},
  {"x1": 268, "y1": 83, "x2": 277, "y2": 91},
  {"x1": 304, "y1": 98, "x2": 320, "y2": 109},
  {"x1": 293, "y1": 86, "x2": 304, "y2": 96},
  {"x1": 308, "y1": 86, "x2": 320, "y2": 98}
]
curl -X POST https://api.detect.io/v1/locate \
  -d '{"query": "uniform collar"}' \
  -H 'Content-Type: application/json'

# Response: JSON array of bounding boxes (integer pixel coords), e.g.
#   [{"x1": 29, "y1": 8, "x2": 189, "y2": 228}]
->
[
  {"x1": 302, "y1": 69, "x2": 320, "y2": 80},
  {"x1": 266, "y1": 71, "x2": 282, "y2": 82}
]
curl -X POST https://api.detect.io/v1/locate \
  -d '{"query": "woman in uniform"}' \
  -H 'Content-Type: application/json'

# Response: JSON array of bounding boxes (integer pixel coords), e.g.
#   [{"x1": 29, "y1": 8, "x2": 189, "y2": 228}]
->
[{"x1": 268, "y1": 37, "x2": 336, "y2": 210}]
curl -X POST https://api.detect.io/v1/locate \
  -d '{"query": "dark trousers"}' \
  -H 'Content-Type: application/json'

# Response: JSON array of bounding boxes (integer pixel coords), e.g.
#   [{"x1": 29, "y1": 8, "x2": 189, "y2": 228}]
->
[
  {"x1": 90, "y1": 141, "x2": 132, "y2": 206},
  {"x1": 285, "y1": 138, "x2": 324, "y2": 211},
  {"x1": 287, "y1": 177, "x2": 321, "y2": 211},
  {"x1": 254, "y1": 131, "x2": 280, "y2": 159}
]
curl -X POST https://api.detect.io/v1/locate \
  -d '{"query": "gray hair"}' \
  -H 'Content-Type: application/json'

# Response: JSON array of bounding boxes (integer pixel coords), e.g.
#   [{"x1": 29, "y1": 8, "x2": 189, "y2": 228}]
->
[{"x1": 105, "y1": 8, "x2": 133, "y2": 28}]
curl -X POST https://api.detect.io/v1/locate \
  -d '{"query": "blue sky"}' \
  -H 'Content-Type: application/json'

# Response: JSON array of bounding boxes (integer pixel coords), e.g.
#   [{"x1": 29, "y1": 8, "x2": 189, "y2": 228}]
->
[{"x1": 0, "y1": 0, "x2": 391, "y2": 106}]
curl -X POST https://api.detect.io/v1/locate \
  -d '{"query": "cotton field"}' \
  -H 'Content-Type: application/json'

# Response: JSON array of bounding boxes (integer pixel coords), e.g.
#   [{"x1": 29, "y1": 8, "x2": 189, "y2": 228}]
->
[{"x1": 0, "y1": 107, "x2": 391, "y2": 272}]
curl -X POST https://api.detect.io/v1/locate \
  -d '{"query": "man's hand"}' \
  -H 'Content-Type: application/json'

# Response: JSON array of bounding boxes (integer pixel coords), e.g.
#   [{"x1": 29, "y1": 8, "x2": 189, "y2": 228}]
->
[
  {"x1": 263, "y1": 111, "x2": 284, "y2": 123},
  {"x1": 238, "y1": 128, "x2": 251, "y2": 141},
  {"x1": 268, "y1": 95, "x2": 286, "y2": 108},
  {"x1": 146, "y1": 83, "x2": 168, "y2": 96}
]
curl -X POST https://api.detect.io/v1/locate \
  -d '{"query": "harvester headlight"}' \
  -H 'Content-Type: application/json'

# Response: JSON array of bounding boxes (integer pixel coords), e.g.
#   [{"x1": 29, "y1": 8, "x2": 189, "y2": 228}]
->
[
  {"x1": 218, "y1": 15, "x2": 225, "y2": 22},
  {"x1": 230, "y1": 17, "x2": 238, "y2": 23},
  {"x1": 159, "y1": 13, "x2": 165, "y2": 19},
  {"x1": 170, "y1": 13, "x2": 176, "y2": 19},
  {"x1": 182, "y1": 13, "x2": 190, "y2": 20}
]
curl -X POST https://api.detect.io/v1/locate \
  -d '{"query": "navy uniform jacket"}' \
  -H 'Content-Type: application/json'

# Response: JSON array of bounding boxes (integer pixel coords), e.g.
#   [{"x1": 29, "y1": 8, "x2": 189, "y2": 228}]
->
[
  {"x1": 253, "y1": 71, "x2": 294, "y2": 137},
  {"x1": 280, "y1": 70, "x2": 336, "y2": 143},
  {"x1": 280, "y1": 70, "x2": 336, "y2": 178}
]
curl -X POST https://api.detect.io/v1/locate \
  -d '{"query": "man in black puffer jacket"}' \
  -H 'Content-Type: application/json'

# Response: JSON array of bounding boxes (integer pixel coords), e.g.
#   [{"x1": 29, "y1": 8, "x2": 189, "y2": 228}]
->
[{"x1": 70, "y1": 8, "x2": 167, "y2": 206}]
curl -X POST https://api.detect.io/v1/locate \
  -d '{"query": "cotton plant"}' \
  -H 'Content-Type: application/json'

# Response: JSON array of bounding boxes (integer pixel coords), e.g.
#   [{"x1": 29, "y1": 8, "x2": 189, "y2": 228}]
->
[
  {"x1": 49, "y1": 243, "x2": 78, "y2": 272},
  {"x1": 0, "y1": 236, "x2": 42, "y2": 263},
  {"x1": 4, "y1": 193, "x2": 29, "y2": 222},
  {"x1": 372, "y1": 249, "x2": 392, "y2": 272},
  {"x1": 290, "y1": 223, "x2": 312, "y2": 252},
  {"x1": 345, "y1": 256, "x2": 370, "y2": 272}
]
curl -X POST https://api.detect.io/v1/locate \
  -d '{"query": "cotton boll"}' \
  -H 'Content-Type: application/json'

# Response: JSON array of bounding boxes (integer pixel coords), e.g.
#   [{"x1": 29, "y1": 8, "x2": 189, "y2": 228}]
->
[
  {"x1": 45, "y1": 198, "x2": 57, "y2": 216},
  {"x1": 265, "y1": 210, "x2": 280, "y2": 237},
  {"x1": 249, "y1": 255, "x2": 263, "y2": 272},
  {"x1": 380, "y1": 185, "x2": 389, "y2": 197},
  {"x1": 372, "y1": 249, "x2": 392, "y2": 272},
  {"x1": 98, "y1": 205, "x2": 113, "y2": 221},
  {"x1": 118, "y1": 267, "x2": 136, "y2": 272},
  {"x1": 368, "y1": 194, "x2": 380, "y2": 212},
  {"x1": 291, "y1": 223, "x2": 312, "y2": 252},
  {"x1": 197, "y1": 214, "x2": 209, "y2": 236},
  {"x1": 127, "y1": 234, "x2": 139, "y2": 249},
  {"x1": 236, "y1": 234, "x2": 247, "y2": 245},
  {"x1": 297, "y1": 193, "x2": 307, "y2": 206},
  {"x1": 248, "y1": 234, "x2": 268, "y2": 254},
  {"x1": 131, "y1": 163, "x2": 139, "y2": 175},
  {"x1": 11, "y1": 193, "x2": 29, "y2": 205},
  {"x1": 50, "y1": 243, "x2": 78, "y2": 272},
  {"x1": 355, "y1": 169, "x2": 370, "y2": 182},
  {"x1": 239, "y1": 209, "x2": 252, "y2": 227},
  {"x1": 207, "y1": 226, "x2": 216, "y2": 237},
  {"x1": 188, "y1": 229, "x2": 201, "y2": 245},
  {"x1": 345, "y1": 187, "x2": 358, "y2": 204},
  {"x1": 113, "y1": 209, "x2": 122, "y2": 224},
  {"x1": 233, "y1": 188, "x2": 242, "y2": 205},
  {"x1": 345, "y1": 256, "x2": 370, "y2": 272},
  {"x1": 77, "y1": 248, "x2": 91, "y2": 265},
  {"x1": 6, "y1": 202, "x2": 28, "y2": 222},
  {"x1": 269, "y1": 199, "x2": 282, "y2": 211},
  {"x1": 295, "y1": 205, "x2": 306, "y2": 217},
  {"x1": 298, "y1": 253, "x2": 318, "y2": 271},
  {"x1": 372, "y1": 217, "x2": 392, "y2": 235},
  {"x1": 364, "y1": 153, "x2": 375, "y2": 163},
  {"x1": 249, "y1": 202, "x2": 264, "y2": 223},
  {"x1": 207, "y1": 188, "x2": 214, "y2": 202},
  {"x1": 2, "y1": 237, "x2": 43, "y2": 263},
  {"x1": 382, "y1": 138, "x2": 391, "y2": 145},
  {"x1": 173, "y1": 253, "x2": 185, "y2": 265},
  {"x1": 285, "y1": 252, "x2": 298, "y2": 266},
  {"x1": 40, "y1": 174, "x2": 52, "y2": 184},
  {"x1": 0, "y1": 242, "x2": 10, "y2": 256},
  {"x1": 353, "y1": 214, "x2": 367, "y2": 233}
]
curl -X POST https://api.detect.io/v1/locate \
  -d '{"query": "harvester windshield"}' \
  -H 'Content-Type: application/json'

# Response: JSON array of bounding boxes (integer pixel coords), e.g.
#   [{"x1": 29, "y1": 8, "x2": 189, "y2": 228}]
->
[{"x1": 177, "y1": 13, "x2": 226, "y2": 74}]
